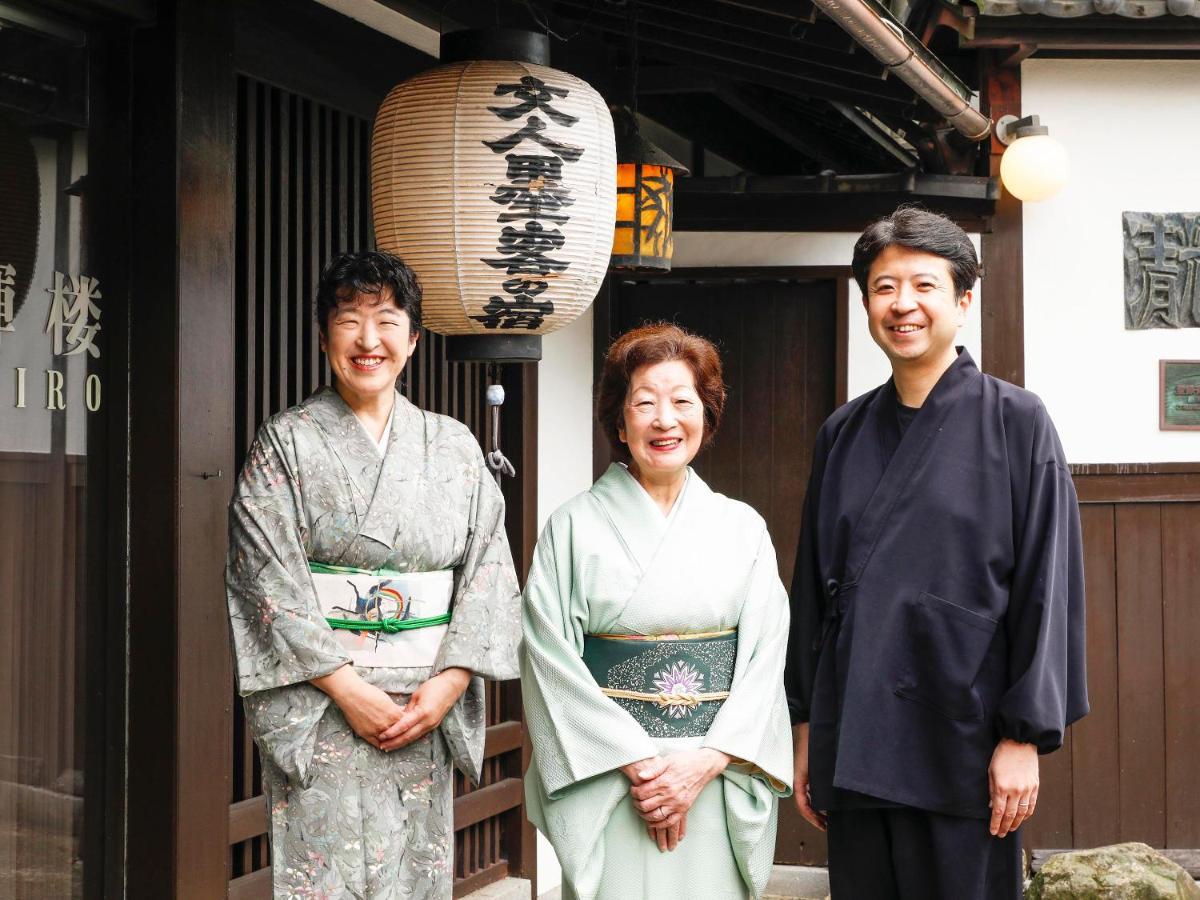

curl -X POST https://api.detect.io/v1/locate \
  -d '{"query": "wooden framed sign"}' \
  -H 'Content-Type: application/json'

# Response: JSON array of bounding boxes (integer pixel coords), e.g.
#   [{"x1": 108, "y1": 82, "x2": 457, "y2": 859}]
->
[{"x1": 1161, "y1": 360, "x2": 1200, "y2": 431}]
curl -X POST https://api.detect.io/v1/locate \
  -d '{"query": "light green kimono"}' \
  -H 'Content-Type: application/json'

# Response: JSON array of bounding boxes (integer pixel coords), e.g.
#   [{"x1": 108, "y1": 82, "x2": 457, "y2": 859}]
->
[{"x1": 521, "y1": 464, "x2": 793, "y2": 900}]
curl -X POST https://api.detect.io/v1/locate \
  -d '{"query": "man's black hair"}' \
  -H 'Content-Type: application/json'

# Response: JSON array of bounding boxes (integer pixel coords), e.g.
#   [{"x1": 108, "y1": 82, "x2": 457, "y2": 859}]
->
[
  {"x1": 316, "y1": 250, "x2": 422, "y2": 334},
  {"x1": 852, "y1": 206, "x2": 982, "y2": 299}
]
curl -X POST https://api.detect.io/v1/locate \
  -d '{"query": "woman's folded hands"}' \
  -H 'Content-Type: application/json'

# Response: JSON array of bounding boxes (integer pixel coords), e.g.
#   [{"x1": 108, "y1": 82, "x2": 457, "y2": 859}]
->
[{"x1": 622, "y1": 749, "x2": 731, "y2": 852}]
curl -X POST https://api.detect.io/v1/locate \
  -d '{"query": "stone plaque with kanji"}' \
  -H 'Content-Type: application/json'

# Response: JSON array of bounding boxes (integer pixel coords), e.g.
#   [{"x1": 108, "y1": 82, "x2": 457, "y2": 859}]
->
[{"x1": 1124, "y1": 211, "x2": 1200, "y2": 329}]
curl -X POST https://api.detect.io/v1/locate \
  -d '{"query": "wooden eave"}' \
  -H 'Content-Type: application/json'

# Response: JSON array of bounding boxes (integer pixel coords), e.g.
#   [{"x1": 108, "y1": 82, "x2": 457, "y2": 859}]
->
[{"x1": 674, "y1": 172, "x2": 999, "y2": 231}]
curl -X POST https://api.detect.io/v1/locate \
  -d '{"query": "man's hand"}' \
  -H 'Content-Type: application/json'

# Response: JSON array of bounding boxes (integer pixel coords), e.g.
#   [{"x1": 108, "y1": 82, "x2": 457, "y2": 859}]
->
[
  {"x1": 377, "y1": 667, "x2": 472, "y2": 752},
  {"x1": 311, "y1": 664, "x2": 404, "y2": 749},
  {"x1": 629, "y1": 748, "x2": 729, "y2": 829},
  {"x1": 793, "y1": 723, "x2": 827, "y2": 832},
  {"x1": 988, "y1": 738, "x2": 1039, "y2": 837}
]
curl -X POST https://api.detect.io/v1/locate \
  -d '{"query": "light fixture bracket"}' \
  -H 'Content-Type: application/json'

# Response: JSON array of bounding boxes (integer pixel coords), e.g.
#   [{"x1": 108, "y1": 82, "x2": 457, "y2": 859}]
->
[{"x1": 996, "y1": 114, "x2": 1050, "y2": 146}]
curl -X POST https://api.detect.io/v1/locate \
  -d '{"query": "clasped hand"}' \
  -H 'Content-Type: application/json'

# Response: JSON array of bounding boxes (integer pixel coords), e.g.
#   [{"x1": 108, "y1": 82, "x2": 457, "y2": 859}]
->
[
  {"x1": 622, "y1": 749, "x2": 730, "y2": 853},
  {"x1": 313, "y1": 664, "x2": 471, "y2": 752}
]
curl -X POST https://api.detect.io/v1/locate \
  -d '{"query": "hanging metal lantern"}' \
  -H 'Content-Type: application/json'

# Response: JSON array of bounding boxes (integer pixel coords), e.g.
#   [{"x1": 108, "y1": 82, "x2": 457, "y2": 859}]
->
[
  {"x1": 372, "y1": 29, "x2": 616, "y2": 362},
  {"x1": 610, "y1": 106, "x2": 689, "y2": 272}
]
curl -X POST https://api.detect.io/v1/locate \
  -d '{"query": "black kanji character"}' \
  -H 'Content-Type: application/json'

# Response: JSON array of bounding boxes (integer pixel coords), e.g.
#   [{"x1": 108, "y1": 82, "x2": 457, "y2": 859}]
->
[
  {"x1": 483, "y1": 117, "x2": 584, "y2": 163},
  {"x1": 488, "y1": 76, "x2": 578, "y2": 127}
]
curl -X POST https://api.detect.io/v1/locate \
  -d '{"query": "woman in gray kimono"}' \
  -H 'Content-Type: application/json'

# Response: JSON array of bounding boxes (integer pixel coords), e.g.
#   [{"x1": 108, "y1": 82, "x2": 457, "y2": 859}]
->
[
  {"x1": 521, "y1": 324, "x2": 793, "y2": 900},
  {"x1": 226, "y1": 251, "x2": 520, "y2": 899}
]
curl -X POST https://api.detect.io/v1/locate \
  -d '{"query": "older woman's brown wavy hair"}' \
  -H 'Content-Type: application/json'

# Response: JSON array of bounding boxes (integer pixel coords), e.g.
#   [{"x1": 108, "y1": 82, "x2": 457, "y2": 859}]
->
[{"x1": 596, "y1": 323, "x2": 726, "y2": 463}]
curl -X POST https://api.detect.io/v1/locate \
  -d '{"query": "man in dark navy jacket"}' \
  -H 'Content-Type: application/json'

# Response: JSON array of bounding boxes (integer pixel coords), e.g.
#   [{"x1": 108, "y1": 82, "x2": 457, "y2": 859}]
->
[{"x1": 785, "y1": 207, "x2": 1088, "y2": 899}]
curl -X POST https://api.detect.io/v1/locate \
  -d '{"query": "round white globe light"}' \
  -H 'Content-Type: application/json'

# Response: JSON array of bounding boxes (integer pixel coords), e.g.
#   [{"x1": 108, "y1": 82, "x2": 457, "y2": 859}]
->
[{"x1": 1000, "y1": 133, "x2": 1070, "y2": 203}]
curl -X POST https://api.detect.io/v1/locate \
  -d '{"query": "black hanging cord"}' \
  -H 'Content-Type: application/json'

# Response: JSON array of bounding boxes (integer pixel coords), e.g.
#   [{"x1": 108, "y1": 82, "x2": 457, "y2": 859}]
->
[{"x1": 520, "y1": 0, "x2": 602, "y2": 42}]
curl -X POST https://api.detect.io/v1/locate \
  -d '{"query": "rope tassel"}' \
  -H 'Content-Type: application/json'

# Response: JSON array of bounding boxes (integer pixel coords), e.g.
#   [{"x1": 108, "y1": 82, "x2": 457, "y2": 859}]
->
[{"x1": 486, "y1": 376, "x2": 516, "y2": 485}]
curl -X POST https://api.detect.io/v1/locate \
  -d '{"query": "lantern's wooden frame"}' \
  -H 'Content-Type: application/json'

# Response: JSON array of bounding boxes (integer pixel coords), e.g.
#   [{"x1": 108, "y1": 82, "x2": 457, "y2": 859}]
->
[{"x1": 612, "y1": 163, "x2": 676, "y2": 271}]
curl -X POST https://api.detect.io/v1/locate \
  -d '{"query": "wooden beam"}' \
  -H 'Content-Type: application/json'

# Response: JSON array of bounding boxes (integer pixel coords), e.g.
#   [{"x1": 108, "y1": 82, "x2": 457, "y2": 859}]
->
[
  {"x1": 553, "y1": 12, "x2": 917, "y2": 110},
  {"x1": 228, "y1": 867, "x2": 271, "y2": 900},
  {"x1": 715, "y1": 86, "x2": 844, "y2": 170},
  {"x1": 552, "y1": 0, "x2": 883, "y2": 78},
  {"x1": 978, "y1": 53, "x2": 1024, "y2": 387},
  {"x1": 966, "y1": 21, "x2": 1200, "y2": 52},
  {"x1": 638, "y1": 94, "x2": 804, "y2": 174},
  {"x1": 228, "y1": 797, "x2": 268, "y2": 847},
  {"x1": 454, "y1": 777, "x2": 524, "y2": 830},
  {"x1": 1000, "y1": 42, "x2": 1037, "y2": 67}
]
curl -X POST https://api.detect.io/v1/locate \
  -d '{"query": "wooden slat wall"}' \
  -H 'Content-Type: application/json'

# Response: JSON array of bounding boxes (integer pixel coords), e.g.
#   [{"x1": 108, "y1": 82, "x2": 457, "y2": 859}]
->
[
  {"x1": 1022, "y1": 479, "x2": 1200, "y2": 854},
  {"x1": 228, "y1": 75, "x2": 523, "y2": 897}
]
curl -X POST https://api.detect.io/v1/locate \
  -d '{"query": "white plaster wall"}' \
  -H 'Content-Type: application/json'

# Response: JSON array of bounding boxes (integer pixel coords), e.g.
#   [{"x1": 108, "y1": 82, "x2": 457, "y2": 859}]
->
[
  {"x1": 673, "y1": 232, "x2": 984, "y2": 401},
  {"x1": 1022, "y1": 59, "x2": 1200, "y2": 464},
  {"x1": 533, "y1": 306, "x2": 595, "y2": 896}
]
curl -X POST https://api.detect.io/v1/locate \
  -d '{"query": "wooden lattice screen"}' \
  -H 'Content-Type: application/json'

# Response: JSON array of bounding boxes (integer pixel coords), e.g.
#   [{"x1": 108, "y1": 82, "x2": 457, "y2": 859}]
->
[{"x1": 227, "y1": 75, "x2": 527, "y2": 898}]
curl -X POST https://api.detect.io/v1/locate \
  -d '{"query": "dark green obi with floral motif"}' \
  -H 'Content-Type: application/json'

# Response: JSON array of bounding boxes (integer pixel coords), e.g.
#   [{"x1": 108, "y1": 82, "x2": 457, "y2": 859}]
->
[{"x1": 582, "y1": 629, "x2": 737, "y2": 738}]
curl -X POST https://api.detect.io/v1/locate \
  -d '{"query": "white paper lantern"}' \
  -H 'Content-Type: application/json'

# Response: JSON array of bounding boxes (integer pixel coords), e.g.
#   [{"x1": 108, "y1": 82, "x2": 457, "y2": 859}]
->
[{"x1": 372, "y1": 36, "x2": 616, "y2": 357}]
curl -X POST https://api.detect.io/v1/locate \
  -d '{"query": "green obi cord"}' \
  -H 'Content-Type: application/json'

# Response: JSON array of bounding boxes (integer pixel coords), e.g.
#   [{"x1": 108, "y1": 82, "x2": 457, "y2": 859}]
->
[
  {"x1": 582, "y1": 630, "x2": 737, "y2": 739},
  {"x1": 309, "y1": 561, "x2": 452, "y2": 669}
]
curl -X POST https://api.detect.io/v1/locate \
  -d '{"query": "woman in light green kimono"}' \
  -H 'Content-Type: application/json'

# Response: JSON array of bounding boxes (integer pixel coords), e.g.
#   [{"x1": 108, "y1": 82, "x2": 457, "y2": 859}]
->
[
  {"x1": 225, "y1": 251, "x2": 520, "y2": 899},
  {"x1": 521, "y1": 324, "x2": 793, "y2": 900}
]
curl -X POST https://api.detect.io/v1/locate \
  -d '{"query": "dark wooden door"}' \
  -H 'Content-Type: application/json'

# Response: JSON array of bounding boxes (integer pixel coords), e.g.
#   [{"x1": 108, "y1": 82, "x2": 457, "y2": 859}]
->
[{"x1": 608, "y1": 274, "x2": 838, "y2": 865}]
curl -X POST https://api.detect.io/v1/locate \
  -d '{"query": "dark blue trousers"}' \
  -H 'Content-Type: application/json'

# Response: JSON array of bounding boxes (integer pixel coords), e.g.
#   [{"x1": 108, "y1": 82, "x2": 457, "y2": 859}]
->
[{"x1": 826, "y1": 806, "x2": 1023, "y2": 900}]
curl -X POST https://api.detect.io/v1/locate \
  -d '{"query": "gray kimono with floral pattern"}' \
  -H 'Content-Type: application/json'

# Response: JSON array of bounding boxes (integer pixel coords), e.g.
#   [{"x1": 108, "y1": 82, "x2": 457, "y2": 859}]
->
[{"x1": 226, "y1": 387, "x2": 521, "y2": 899}]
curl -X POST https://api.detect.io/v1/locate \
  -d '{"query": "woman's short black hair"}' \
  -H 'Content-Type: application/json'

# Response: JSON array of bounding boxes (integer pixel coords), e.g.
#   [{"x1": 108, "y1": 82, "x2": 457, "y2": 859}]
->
[
  {"x1": 316, "y1": 250, "x2": 422, "y2": 334},
  {"x1": 852, "y1": 206, "x2": 982, "y2": 299}
]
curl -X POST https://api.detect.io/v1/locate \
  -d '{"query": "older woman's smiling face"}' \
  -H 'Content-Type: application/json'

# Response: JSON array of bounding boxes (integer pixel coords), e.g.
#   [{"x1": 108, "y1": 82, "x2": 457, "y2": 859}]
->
[
  {"x1": 619, "y1": 359, "x2": 705, "y2": 483},
  {"x1": 319, "y1": 289, "x2": 418, "y2": 407}
]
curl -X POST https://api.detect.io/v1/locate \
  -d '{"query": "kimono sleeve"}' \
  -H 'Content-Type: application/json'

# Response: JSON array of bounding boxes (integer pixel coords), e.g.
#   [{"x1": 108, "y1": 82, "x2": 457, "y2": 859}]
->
[
  {"x1": 703, "y1": 525, "x2": 794, "y2": 795},
  {"x1": 520, "y1": 518, "x2": 659, "y2": 798},
  {"x1": 783, "y1": 426, "x2": 830, "y2": 725},
  {"x1": 434, "y1": 439, "x2": 521, "y2": 681},
  {"x1": 994, "y1": 407, "x2": 1089, "y2": 752},
  {"x1": 225, "y1": 424, "x2": 350, "y2": 695}
]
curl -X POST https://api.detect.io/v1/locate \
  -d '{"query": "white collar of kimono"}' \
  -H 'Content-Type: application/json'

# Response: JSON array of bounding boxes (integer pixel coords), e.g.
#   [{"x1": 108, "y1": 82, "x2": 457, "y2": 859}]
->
[
  {"x1": 616, "y1": 462, "x2": 689, "y2": 522},
  {"x1": 372, "y1": 400, "x2": 396, "y2": 457},
  {"x1": 592, "y1": 463, "x2": 709, "y2": 573}
]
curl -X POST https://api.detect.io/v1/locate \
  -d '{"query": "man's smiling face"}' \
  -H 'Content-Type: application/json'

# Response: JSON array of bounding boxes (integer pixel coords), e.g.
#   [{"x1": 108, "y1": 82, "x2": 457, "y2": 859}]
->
[{"x1": 863, "y1": 243, "x2": 971, "y2": 368}]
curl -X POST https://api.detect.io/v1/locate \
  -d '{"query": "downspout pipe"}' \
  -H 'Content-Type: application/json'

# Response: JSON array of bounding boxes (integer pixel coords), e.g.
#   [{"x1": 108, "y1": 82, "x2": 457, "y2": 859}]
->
[{"x1": 809, "y1": 0, "x2": 993, "y2": 141}]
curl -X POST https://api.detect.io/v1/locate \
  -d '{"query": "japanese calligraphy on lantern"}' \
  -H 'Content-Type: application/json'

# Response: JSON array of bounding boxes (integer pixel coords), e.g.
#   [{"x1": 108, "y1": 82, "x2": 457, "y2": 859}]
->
[
  {"x1": 1124, "y1": 212, "x2": 1200, "y2": 329},
  {"x1": 476, "y1": 76, "x2": 586, "y2": 330},
  {"x1": 371, "y1": 58, "x2": 615, "y2": 338}
]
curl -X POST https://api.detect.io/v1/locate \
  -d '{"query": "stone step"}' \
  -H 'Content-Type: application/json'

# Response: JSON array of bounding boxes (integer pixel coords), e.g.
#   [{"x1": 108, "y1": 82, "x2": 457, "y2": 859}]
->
[{"x1": 533, "y1": 866, "x2": 830, "y2": 900}]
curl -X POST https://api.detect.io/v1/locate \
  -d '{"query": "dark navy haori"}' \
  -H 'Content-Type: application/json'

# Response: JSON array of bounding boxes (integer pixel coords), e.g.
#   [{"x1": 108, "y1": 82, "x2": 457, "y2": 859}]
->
[{"x1": 785, "y1": 348, "x2": 1089, "y2": 818}]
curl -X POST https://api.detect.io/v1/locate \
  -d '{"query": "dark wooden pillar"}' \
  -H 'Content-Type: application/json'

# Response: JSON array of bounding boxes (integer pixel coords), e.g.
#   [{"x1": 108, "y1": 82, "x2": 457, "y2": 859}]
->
[
  {"x1": 979, "y1": 55, "x2": 1025, "y2": 387},
  {"x1": 500, "y1": 362, "x2": 539, "y2": 891},
  {"x1": 127, "y1": 0, "x2": 236, "y2": 895}
]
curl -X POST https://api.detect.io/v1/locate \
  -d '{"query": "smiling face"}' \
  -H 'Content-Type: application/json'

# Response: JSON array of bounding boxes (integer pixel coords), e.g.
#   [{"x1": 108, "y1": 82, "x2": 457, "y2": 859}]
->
[
  {"x1": 864, "y1": 244, "x2": 971, "y2": 369},
  {"x1": 319, "y1": 288, "x2": 418, "y2": 406},
  {"x1": 619, "y1": 359, "x2": 706, "y2": 484}
]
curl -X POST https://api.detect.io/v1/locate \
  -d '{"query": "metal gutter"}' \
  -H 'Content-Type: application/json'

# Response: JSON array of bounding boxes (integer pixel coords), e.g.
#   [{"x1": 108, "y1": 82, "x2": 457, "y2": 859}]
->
[{"x1": 807, "y1": 0, "x2": 993, "y2": 141}]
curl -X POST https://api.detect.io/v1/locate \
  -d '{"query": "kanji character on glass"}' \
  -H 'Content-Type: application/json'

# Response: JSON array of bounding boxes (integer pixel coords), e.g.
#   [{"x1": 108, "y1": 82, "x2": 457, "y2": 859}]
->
[{"x1": 45, "y1": 271, "x2": 102, "y2": 357}]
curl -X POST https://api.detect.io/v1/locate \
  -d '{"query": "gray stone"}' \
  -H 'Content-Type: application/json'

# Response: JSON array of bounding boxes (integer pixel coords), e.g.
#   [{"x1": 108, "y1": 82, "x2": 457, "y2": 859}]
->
[
  {"x1": 1027, "y1": 843, "x2": 1200, "y2": 900},
  {"x1": 462, "y1": 877, "x2": 531, "y2": 900}
]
